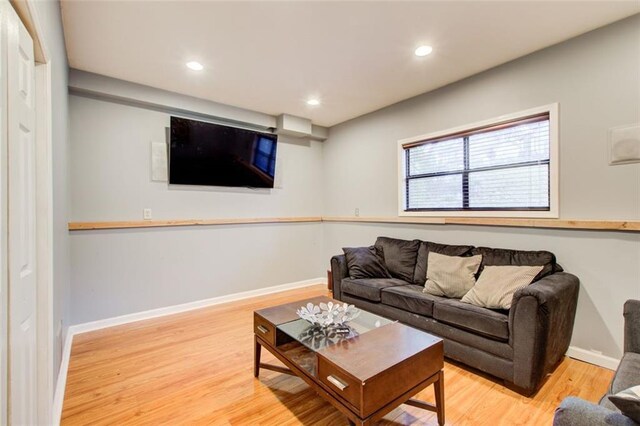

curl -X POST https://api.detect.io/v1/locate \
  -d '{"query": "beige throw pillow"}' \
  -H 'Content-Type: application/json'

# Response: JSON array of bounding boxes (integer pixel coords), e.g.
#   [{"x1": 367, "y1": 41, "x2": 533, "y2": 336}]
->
[
  {"x1": 461, "y1": 265, "x2": 544, "y2": 309},
  {"x1": 423, "y1": 252, "x2": 483, "y2": 298}
]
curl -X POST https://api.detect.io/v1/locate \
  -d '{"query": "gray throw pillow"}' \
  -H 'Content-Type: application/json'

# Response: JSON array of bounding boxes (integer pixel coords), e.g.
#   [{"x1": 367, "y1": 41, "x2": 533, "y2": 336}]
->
[
  {"x1": 342, "y1": 246, "x2": 392, "y2": 279},
  {"x1": 609, "y1": 385, "x2": 640, "y2": 423}
]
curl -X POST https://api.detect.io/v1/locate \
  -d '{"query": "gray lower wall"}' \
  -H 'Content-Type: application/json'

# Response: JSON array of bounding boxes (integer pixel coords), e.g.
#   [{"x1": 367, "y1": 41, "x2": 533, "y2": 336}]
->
[
  {"x1": 69, "y1": 94, "x2": 325, "y2": 324},
  {"x1": 32, "y1": 0, "x2": 70, "y2": 390},
  {"x1": 322, "y1": 15, "x2": 640, "y2": 360},
  {"x1": 71, "y1": 223, "x2": 323, "y2": 323}
]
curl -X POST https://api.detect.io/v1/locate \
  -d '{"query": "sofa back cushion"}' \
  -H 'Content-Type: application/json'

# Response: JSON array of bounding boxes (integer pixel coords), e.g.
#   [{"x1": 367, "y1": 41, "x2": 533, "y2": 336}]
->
[
  {"x1": 413, "y1": 241, "x2": 474, "y2": 285},
  {"x1": 342, "y1": 246, "x2": 391, "y2": 279},
  {"x1": 374, "y1": 237, "x2": 420, "y2": 282},
  {"x1": 471, "y1": 246, "x2": 561, "y2": 281}
]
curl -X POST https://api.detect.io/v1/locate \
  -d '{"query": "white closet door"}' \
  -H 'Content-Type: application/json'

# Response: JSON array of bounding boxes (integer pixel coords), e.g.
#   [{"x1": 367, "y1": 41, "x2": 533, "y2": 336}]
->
[
  {"x1": 0, "y1": 1, "x2": 7, "y2": 425},
  {"x1": 6, "y1": 2, "x2": 37, "y2": 424}
]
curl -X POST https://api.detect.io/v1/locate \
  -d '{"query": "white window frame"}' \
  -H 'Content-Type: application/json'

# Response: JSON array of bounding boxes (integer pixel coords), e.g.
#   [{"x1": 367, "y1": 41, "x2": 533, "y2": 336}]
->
[{"x1": 397, "y1": 103, "x2": 559, "y2": 218}]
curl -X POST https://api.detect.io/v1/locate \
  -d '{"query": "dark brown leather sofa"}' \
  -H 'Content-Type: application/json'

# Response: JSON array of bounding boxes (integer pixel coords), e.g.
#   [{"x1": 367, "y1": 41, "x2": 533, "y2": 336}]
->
[{"x1": 331, "y1": 236, "x2": 580, "y2": 395}]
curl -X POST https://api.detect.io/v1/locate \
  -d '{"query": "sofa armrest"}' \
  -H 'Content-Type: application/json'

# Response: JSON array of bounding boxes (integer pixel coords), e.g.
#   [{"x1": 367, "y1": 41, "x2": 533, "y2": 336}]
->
[
  {"x1": 624, "y1": 300, "x2": 640, "y2": 354},
  {"x1": 553, "y1": 397, "x2": 637, "y2": 426},
  {"x1": 509, "y1": 272, "x2": 580, "y2": 393},
  {"x1": 331, "y1": 255, "x2": 349, "y2": 300}
]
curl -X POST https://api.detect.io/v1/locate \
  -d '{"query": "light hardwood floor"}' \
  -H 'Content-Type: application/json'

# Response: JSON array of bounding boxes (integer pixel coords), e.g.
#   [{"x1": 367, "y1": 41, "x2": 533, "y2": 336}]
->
[{"x1": 61, "y1": 285, "x2": 613, "y2": 425}]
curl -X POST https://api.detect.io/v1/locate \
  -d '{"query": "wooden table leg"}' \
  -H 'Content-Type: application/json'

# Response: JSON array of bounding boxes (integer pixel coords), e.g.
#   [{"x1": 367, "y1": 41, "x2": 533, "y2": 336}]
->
[
  {"x1": 254, "y1": 335, "x2": 261, "y2": 378},
  {"x1": 434, "y1": 370, "x2": 445, "y2": 426}
]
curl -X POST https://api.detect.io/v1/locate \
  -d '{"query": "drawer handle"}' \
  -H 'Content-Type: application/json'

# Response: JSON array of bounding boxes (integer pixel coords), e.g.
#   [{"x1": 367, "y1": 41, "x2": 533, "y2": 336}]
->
[
  {"x1": 257, "y1": 325, "x2": 269, "y2": 334},
  {"x1": 327, "y1": 375, "x2": 348, "y2": 391}
]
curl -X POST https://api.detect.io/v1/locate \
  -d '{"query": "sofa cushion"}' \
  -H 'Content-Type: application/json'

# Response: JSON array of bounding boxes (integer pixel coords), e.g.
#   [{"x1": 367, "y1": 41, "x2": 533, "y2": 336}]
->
[
  {"x1": 342, "y1": 246, "x2": 391, "y2": 279},
  {"x1": 381, "y1": 284, "x2": 446, "y2": 317},
  {"x1": 341, "y1": 278, "x2": 408, "y2": 302},
  {"x1": 413, "y1": 241, "x2": 474, "y2": 285},
  {"x1": 375, "y1": 237, "x2": 421, "y2": 282},
  {"x1": 557, "y1": 397, "x2": 638, "y2": 426},
  {"x1": 433, "y1": 298, "x2": 509, "y2": 341},
  {"x1": 610, "y1": 352, "x2": 640, "y2": 395},
  {"x1": 471, "y1": 246, "x2": 561, "y2": 281}
]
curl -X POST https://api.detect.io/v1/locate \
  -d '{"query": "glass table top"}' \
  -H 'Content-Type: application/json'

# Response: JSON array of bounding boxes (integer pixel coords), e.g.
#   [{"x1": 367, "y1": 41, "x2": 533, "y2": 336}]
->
[{"x1": 277, "y1": 308, "x2": 395, "y2": 352}]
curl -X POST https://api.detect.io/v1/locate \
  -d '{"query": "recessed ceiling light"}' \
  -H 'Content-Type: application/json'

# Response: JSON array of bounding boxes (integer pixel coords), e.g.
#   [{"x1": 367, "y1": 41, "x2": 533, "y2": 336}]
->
[
  {"x1": 306, "y1": 99, "x2": 320, "y2": 106},
  {"x1": 414, "y1": 45, "x2": 433, "y2": 57},
  {"x1": 186, "y1": 61, "x2": 204, "y2": 71}
]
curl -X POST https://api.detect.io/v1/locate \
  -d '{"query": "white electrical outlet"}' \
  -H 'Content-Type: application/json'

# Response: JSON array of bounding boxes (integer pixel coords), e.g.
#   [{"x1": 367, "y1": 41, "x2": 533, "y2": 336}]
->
[
  {"x1": 355, "y1": 208, "x2": 360, "y2": 217},
  {"x1": 143, "y1": 208, "x2": 152, "y2": 220}
]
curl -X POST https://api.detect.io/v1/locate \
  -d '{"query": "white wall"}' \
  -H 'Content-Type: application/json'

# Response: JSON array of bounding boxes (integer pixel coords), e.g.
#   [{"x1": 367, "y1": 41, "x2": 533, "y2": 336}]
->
[
  {"x1": 31, "y1": 0, "x2": 70, "y2": 391},
  {"x1": 322, "y1": 15, "x2": 640, "y2": 360},
  {"x1": 69, "y1": 94, "x2": 325, "y2": 324}
]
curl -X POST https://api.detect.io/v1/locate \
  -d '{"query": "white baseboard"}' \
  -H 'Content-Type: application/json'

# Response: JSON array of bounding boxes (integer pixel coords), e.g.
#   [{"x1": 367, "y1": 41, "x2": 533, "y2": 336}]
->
[
  {"x1": 52, "y1": 328, "x2": 74, "y2": 426},
  {"x1": 566, "y1": 346, "x2": 620, "y2": 371},
  {"x1": 69, "y1": 277, "x2": 325, "y2": 335}
]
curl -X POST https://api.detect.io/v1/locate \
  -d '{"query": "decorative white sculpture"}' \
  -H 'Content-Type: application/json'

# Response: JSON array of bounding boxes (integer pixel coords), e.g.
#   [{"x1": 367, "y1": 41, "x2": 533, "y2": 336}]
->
[{"x1": 296, "y1": 301, "x2": 361, "y2": 327}]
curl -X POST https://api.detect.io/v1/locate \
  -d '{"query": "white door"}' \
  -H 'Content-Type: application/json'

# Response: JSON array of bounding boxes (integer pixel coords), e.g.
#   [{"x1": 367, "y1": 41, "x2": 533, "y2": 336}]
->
[
  {"x1": 6, "y1": 3, "x2": 37, "y2": 425},
  {"x1": 0, "y1": 2, "x2": 8, "y2": 425}
]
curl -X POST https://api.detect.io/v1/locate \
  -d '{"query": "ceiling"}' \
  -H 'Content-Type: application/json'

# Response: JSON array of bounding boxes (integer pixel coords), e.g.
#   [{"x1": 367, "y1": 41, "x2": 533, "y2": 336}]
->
[{"x1": 60, "y1": 1, "x2": 639, "y2": 127}]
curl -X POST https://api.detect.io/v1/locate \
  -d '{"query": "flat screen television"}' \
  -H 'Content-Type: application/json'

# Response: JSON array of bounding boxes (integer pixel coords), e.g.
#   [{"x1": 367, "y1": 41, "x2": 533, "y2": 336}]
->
[{"x1": 169, "y1": 116, "x2": 278, "y2": 188}]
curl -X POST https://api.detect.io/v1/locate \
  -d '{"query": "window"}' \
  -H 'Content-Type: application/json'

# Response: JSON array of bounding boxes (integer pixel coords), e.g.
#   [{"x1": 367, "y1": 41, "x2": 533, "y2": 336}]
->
[
  {"x1": 399, "y1": 105, "x2": 558, "y2": 217},
  {"x1": 253, "y1": 136, "x2": 277, "y2": 177}
]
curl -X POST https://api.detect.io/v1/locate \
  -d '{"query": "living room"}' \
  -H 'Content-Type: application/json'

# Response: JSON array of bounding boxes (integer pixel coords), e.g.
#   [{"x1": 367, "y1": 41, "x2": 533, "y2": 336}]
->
[{"x1": 1, "y1": 0, "x2": 639, "y2": 425}]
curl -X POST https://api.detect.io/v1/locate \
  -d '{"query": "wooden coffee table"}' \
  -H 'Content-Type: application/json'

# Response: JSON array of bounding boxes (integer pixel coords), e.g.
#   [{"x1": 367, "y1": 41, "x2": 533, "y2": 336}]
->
[{"x1": 254, "y1": 296, "x2": 445, "y2": 425}]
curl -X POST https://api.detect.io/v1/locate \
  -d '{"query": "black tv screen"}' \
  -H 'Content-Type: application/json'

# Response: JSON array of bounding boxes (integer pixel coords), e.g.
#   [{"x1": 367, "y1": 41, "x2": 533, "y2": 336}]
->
[{"x1": 169, "y1": 117, "x2": 278, "y2": 188}]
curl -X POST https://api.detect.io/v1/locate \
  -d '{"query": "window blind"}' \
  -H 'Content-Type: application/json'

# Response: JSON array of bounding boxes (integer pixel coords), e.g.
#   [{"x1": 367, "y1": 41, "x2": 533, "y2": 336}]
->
[{"x1": 404, "y1": 114, "x2": 550, "y2": 211}]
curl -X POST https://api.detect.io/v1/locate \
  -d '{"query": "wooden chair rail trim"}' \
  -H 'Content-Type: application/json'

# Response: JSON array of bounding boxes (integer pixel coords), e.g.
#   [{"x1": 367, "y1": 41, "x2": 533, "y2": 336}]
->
[
  {"x1": 68, "y1": 216, "x2": 640, "y2": 232},
  {"x1": 324, "y1": 216, "x2": 640, "y2": 232},
  {"x1": 68, "y1": 217, "x2": 323, "y2": 230}
]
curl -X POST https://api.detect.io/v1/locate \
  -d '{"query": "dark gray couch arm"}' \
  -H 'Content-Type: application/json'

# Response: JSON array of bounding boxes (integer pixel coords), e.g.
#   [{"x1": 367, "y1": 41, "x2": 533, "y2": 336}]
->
[
  {"x1": 509, "y1": 272, "x2": 580, "y2": 393},
  {"x1": 331, "y1": 255, "x2": 349, "y2": 300},
  {"x1": 553, "y1": 397, "x2": 637, "y2": 426},
  {"x1": 624, "y1": 300, "x2": 640, "y2": 354}
]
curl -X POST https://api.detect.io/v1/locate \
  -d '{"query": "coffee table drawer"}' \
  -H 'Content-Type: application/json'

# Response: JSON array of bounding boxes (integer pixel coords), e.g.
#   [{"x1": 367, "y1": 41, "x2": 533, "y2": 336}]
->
[
  {"x1": 317, "y1": 323, "x2": 444, "y2": 418},
  {"x1": 317, "y1": 356, "x2": 362, "y2": 411},
  {"x1": 254, "y1": 313, "x2": 275, "y2": 346}
]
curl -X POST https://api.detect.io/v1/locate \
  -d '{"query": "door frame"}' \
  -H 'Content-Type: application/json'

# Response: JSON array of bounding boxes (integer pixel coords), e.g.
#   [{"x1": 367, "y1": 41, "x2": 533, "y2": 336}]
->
[
  {"x1": 35, "y1": 58, "x2": 53, "y2": 426},
  {"x1": 0, "y1": 3, "x2": 8, "y2": 424},
  {"x1": 5, "y1": 0, "x2": 53, "y2": 424}
]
